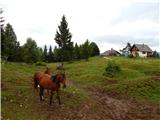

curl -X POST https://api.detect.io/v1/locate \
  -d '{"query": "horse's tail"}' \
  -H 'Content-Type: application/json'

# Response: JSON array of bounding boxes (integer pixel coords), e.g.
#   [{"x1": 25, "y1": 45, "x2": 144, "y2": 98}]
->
[{"x1": 33, "y1": 73, "x2": 39, "y2": 89}]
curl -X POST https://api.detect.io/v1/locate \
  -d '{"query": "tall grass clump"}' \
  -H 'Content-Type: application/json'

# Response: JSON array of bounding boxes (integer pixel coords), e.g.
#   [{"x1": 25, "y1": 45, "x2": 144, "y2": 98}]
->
[{"x1": 103, "y1": 60, "x2": 121, "y2": 77}]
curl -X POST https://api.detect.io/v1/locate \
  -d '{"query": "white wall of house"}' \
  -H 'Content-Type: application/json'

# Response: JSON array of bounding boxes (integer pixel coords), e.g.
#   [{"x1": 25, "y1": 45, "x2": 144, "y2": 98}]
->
[
  {"x1": 131, "y1": 51, "x2": 137, "y2": 57},
  {"x1": 138, "y1": 51, "x2": 147, "y2": 58}
]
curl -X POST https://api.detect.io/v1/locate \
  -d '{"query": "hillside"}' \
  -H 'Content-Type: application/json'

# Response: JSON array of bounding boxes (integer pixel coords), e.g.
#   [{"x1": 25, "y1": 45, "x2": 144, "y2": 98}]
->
[{"x1": 1, "y1": 57, "x2": 160, "y2": 120}]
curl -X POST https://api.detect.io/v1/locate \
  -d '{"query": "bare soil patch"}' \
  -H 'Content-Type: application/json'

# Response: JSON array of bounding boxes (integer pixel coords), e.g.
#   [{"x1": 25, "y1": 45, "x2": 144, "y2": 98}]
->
[
  {"x1": 151, "y1": 75, "x2": 160, "y2": 81},
  {"x1": 38, "y1": 87, "x2": 160, "y2": 120},
  {"x1": 89, "y1": 87, "x2": 160, "y2": 120}
]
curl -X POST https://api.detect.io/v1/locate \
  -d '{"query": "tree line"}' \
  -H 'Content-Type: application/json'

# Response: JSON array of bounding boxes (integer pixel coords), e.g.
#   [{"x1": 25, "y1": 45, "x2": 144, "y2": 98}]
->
[{"x1": 1, "y1": 15, "x2": 100, "y2": 63}]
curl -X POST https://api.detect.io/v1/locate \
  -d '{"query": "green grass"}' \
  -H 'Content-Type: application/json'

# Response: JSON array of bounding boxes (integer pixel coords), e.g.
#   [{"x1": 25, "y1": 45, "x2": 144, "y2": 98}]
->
[
  {"x1": 1, "y1": 56, "x2": 160, "y2": 120},
  {"x1": 64, "y1": 56, "x2": 160, "y2": 102},
  {"x1": 1, "y1": 62, "x2": 87, "y2": 120}
]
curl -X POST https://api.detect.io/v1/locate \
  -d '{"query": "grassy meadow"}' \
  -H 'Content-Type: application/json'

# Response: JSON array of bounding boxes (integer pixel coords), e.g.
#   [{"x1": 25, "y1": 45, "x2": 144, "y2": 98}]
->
[{"x1": 1, "y1": 56, "x2": 160, "y2": 120}]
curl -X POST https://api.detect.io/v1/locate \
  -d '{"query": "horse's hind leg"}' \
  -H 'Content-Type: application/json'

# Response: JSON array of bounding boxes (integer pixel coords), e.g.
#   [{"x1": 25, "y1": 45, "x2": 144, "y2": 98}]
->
[
  {"x1": 39, "y1": 87, "x2": 44, "y2": 101},
  {"x1": 56, "y1": 90, "x2": 61, "y2": 105}
]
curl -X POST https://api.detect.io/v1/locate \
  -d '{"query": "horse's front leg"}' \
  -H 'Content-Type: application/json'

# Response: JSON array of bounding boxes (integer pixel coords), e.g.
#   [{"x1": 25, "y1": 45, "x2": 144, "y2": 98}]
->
[
  {"x1": 50, "y1": 91, "x2": 53, "y2": 105},
  {"x1": 39, "y1": 87, "x2": 44, "y2": 101},
  {"x1": 56, "y1": 90, "x2": 61, "y2": 105}
]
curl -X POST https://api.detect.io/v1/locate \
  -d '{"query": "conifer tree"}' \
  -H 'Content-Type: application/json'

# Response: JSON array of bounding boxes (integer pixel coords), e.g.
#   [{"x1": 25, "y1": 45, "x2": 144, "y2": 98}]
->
[
  {"x1": 43, "y1": 45, "x2": 48, "y2": 62},
  {"x1": 2, "y1": 23, "x2": 18, "y2": 61},
  {"x1": 54, "y1": 15, "x2": 73, "y2": 61},
  {"x1": 73, "y1": 43, "x2": 80, "y2": 59},
  {"x1": 90, "y1": 42, "x2": 100, "y2": 56},
  {"x1": 152, "y1": 51, "x2": 159, "y2": 58},
  {"x1": 48, "y1": 45, "x2": 54, "y2": 62},
  {"x1": 81, "y1": 39, "x2": 91, "y2": 61}
]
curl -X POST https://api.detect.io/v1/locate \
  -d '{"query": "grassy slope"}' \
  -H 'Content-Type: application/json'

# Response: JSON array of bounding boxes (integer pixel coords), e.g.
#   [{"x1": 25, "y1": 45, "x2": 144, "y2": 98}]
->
[
  {"x1": 102, "y1": 57, "x2": 160, "y2": 101},
  {"x1": 64, "y1": 57, "x2": 160, "y2": 101},
  {"x1": 1, "y1": 63, "x2": 88, "y2": 120},
  {"x1": 1, "y1": 57, "x2": 160, "y2": 120}
]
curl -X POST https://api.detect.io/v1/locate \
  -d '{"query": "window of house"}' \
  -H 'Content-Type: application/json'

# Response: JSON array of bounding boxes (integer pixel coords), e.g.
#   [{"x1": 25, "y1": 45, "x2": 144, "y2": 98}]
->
[{"x1": 142, "y1": 52, "x2": 145, "y2": 54}]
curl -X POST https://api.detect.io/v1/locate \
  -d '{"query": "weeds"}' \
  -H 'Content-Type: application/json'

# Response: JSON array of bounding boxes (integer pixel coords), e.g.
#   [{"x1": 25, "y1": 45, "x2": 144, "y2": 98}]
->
[{"x1": 103, "y1": 60, "x2": 121, "y2": 77}]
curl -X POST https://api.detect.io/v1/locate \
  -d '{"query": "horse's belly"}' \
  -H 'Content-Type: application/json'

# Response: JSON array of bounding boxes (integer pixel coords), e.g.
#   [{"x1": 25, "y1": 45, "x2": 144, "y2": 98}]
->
[{"x1": 39, "y1": 80, "x2": 58, "y2": 91}]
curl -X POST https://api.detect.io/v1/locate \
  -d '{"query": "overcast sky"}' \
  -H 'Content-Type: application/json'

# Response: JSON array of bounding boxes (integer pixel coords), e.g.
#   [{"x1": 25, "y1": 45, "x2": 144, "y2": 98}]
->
[{"x1": 1, "y1": 0, "x2": 160, "y2": 53}]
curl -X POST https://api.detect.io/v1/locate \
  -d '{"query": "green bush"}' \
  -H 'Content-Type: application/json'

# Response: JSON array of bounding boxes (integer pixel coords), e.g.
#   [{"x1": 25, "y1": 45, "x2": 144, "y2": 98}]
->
[
  {"x1": 35, "y1": 61, "x2": 46, "y2": 66},
  {"x1": 103, "y1": 61, "x2": 121, "y2": 77}
]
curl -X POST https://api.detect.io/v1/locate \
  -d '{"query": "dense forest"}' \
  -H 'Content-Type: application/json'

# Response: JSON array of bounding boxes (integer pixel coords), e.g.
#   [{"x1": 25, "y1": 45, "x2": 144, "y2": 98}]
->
[{"x1": 1, "y1": 15, "x2": 100, "y2": 63}]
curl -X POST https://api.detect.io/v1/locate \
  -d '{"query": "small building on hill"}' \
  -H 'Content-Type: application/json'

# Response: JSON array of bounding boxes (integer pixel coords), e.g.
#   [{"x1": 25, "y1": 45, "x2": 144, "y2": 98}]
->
[
  {"x1": 130, "y1": 44, "x2": 153, "y2": 58},
  {"x1": 101, "y1": 48, "x2": 121, "y2": 56},
  {"x1": 120, "y1": 43, "x2": 132, "y2": 56}
]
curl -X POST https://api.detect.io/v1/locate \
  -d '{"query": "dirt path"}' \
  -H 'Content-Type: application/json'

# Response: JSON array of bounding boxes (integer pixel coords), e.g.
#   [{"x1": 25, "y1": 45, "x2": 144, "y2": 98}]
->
[
  {"x1": 14, "y1": 78, "x2": 159, "y2": 120},
  {"x1": 86, "y1": 88, "x2": 160, "y2": 120},
  {"x1": 39, "y1": 80, "x2": 160, "y2": 120},
  {"x1": 41, "y1": 87, "x2": 160, "y2": 120},
  {"x1": 62, "y1": 79, "x2": 159, "y2": 120}
]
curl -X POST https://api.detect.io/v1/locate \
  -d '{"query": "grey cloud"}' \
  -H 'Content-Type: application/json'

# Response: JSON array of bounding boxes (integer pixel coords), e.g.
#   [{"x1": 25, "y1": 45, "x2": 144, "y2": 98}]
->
[
  {"x1": 112, "y1": 2, "x2": 159, "y2": 25},
  {"x1": 28, "y1": 27, "x2": 48, "y2": 34},
  {"x1": 94, "y1": 35, "x2": 159, "y2": 48}
]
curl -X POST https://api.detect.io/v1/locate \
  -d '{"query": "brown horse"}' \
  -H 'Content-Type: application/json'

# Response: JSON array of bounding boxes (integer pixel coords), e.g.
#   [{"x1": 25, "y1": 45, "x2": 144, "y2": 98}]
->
[
  {"x1": 33, "y1": 67, "x2": 52, "y2": 88},
  {"x1": 34, "y1": 72, "x2": 66, "y2": 105}
]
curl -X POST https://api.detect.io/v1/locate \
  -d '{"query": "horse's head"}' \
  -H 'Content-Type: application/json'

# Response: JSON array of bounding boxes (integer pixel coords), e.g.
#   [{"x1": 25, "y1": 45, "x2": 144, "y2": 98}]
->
[
  {"x1": 44, "y1": 67, "x2": 52, "y2": 75},
  {"x1": 57, "y1": 73, "x2": 66, "y2": 88},
  {"x1": 33, "y1": 72, "x2": 43, "y2": 88}
]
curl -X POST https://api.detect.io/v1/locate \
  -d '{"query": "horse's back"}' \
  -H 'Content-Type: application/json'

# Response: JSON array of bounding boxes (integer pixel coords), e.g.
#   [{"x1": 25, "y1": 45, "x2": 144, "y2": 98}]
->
[{"x1": 39, "y1": 74, "x2": 57, "y2": 90}]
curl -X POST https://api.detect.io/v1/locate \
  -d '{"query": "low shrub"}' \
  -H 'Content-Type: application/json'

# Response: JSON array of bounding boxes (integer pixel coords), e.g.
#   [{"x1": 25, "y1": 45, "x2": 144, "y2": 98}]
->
[
  {"x1": 35, "y1": 61, "x2": 46, "y2": 66},
  {"x1": 103, "y1": 61, "x2": 121, "y2": 77}
]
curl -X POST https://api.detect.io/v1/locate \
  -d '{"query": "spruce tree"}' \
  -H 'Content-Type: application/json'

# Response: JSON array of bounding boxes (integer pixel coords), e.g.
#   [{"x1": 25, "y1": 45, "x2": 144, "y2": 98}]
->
[
  {"x1": 73, "y1": 43, "x2": 80, "y2": 59},
  {"x1": 81, "y1": 39, "x2": 91, "y2": 61},
  {"x1": 48, "y1": 45, "x2": 54, "y2": 62},
  {"x1": 3, "y1": 23, "x2": 18, "y2": 61},
  {"x1": 152, "y1": 51, "x2": 159, "y2": 58},
  {"x1": 43, "y1": 45, "x2": 48, "y2": 62},
  {"x1": 54, "y1": 15, "x2": 73, "y2": 61},
  {"x1": 90, "y1": 42, "x2": 100, "y2": 56}
]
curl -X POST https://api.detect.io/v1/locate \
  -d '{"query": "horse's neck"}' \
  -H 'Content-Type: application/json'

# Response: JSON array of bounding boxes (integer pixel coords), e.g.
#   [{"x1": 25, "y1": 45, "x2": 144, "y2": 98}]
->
[{"x1": 51, "y1": 75, "x2": 59, "y2": 84}]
